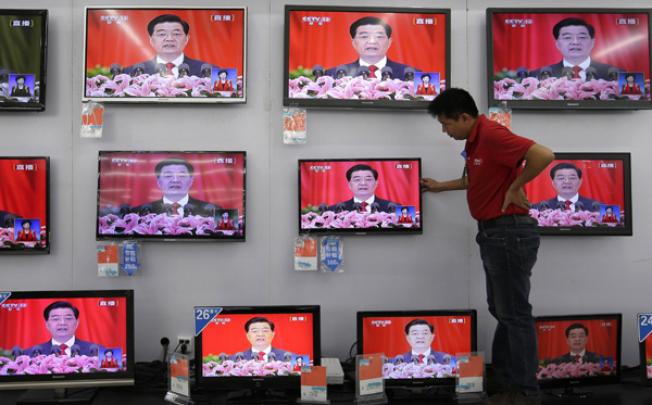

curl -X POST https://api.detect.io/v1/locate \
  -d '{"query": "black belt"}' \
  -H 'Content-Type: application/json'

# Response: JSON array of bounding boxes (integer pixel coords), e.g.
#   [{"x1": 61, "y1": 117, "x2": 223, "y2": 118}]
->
[{"x1": 478, "y1": 214, "x2": 536, "y2": 230}]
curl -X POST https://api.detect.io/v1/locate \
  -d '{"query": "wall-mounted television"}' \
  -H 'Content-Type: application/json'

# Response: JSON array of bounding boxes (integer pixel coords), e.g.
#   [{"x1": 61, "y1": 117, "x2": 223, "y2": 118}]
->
[
  {"x1": 640, "y1": 323, "x2": 652, "y2": 384},
  {"x1": 0, "y1": 290, "x2": 135, "y2": 403},
  {"x1": 299, "y1": 158, "x2": 422, "y2": 235},
  {"x1": 357, "y1": 310, "x2": 476, "y2": 389},
  {"x1": 525, "y1": 153, "x2": 632, "y2": 236},
  {"x1": 97, "y1": 151, "x2": 246, "y2": 241},
  {"x1": 83, "y1": 7, "x2": 246, "y2": 103},
  {"x1": 0, "y1": 157, "x2": 49, "y2": 254},
  {"x1": 195, "y1": 305, "x2": 320, "y2": 397},
  {"x1": 284, "y1": 6, "x2": 450, "y2": 109},
  {"x1": 0, "y1": 9, "x2": 48, "y2": 111},
  {"x1": 487, "y1": 8, "x2": 652, "y2": 110},
  {"x1": 535, "y1": 314, "x2": 621, "y2": 391}
]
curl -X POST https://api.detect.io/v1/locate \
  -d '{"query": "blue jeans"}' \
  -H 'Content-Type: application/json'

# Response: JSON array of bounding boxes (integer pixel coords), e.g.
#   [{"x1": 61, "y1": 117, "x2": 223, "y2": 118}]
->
[{"x1": 476, "y1": 215, "x2": 540, "y2": 395}]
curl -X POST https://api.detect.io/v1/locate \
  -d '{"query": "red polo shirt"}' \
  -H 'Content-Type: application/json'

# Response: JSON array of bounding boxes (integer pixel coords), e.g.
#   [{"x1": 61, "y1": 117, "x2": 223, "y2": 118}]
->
[{"x1": 464, "y1": 115, "x2": 534, "y2": 221}]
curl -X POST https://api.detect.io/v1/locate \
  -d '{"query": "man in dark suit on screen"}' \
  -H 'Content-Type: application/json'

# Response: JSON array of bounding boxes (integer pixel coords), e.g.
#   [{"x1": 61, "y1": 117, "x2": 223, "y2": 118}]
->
[
  {"x1": 531, "y1": 162, "x2": 602, "y2": 212},
  {"x1": 391, "y1": 319, "x2": 453, "y2": 365},
  {"x1": 325, "y1": 16, "x2": 415, "y2": 81},
  {"x1": 123, "y1": 14, "x2": 213, "y2": 78},
  {"x1": 230, "y1": 317, "x2": 293, "y2": 362},
  {"x1": 528, "y1": 17, "x2": 621, "y2": 81},
  {"x1": 26, "y1": 301, "x2": 100, "y2": 357},
  {"x1": 551, "y1": 323, "x2": 602, "y2": 365},
  {"x1": 328, "y1": 164, "x2": 398, "y2": 214},
  {"x1": 133, "y1": 158, "x2": 220, "y2": 217}
]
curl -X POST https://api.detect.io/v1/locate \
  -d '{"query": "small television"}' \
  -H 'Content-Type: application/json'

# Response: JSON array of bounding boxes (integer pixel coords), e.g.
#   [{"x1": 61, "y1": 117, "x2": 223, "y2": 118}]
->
[
  {"x1": 298, "y1": 158, "x2": 422, "y2": 235},
  {"x1": 96, "y1": 151, "x2": 246, "y2": 241},
  {"x1": 83, "y1": 7, "x2": 246, "y2": 103},
  {"x1": 0, "y1": 290, "x2": 135, "y2": 403},
  {"x1": 284, "y1": 6, "x2": 450, "y2": 109},
  {"x1": 525, "y1": 153, "x2": 632, "y2": 236},
  {"x1": 640, "y1": 317, "x2": 652, "y2": 384},
  {"x1": 195, "y1": 305, "x2": 320, "y2": 398},
  {"x1": 0, "y1": 157, "x2": 50, "y2": 254},
  {"x1": 487, "y1": 8, "x2": 652, "y2": 110},
  {"x1": 0, "y1": 9, "x2": 48, "y2": 111},
  {"x1": 535, "y1": 314, "x2": 621, "y2": 392},
  {"x1": 357, "y1": 310, "x2": 476, "y2": 389}
]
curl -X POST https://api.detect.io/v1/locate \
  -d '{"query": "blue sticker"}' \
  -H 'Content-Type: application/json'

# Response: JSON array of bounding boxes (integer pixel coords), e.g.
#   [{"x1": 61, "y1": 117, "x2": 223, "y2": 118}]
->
[
  {"x1": 120, "y1": 242, "x2": 140, "y2": 276},
  {"x1": 639, "y1": 313, "x2": 652, "y2": 342},
  {"x1": 460, "y1": 150, "x2": 467, "y2": 160},
  {"x1": 0, "y1": 292, "x2": 11, "y2": 306},
  {"x1": 320, "y1": 236, "x2": 342, "y2": 272},
  {"x1": 195, "y1": 306, "x2": 222, "y2": 336}
]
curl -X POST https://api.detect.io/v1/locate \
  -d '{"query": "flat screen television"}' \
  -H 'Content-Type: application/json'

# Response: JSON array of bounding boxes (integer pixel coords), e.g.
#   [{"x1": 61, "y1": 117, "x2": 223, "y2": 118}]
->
[
  {"x1": 0, "y1": 290, "x2": 135, "y2": 403},
  {"x1": 525, "y1": 153, "x2": 632, "y2": 236},
  {"x1": 0, "y1": 9, "x2": 48, "y2": 111},
  {"x1": 0, "y1": 156, "x2": 49, "y2": 253},
  {"x1": 96, "y1": 151, "x2": 246, "y2": 241},
  {"x1": 640, "y1": 317, "x2": 652, "y2": 384},
  {"x1": 357, "y1": 310, "x2": 476, "y2": 389},
  {"x1": 284, "y1": 6, "x2": 450, "y2": 109},
  {"x1": 195, "y1": 305, "x2": 320, "y2": 398},
  {"x1": 487, "y1": 8, "x2": 652, "y2": 110},
  {"x1": 298, "y1": 158, "x2": 422, "y2": 235},
  {"x1": 535, "y1": 314, "x2": 621, "y2": 392},
  {"x1": 83, "y1": 7, "x2": 246, "y2": 103}
]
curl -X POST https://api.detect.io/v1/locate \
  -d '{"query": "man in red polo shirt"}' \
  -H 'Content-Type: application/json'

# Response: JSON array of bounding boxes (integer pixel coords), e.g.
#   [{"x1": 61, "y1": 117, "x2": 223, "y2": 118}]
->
[{"x1": 421, "y1": 88, "x2": 554, "y2": 405}]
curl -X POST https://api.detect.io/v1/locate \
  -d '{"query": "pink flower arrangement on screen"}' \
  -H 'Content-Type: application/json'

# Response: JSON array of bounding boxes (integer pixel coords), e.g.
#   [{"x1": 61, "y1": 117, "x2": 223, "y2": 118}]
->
[
  {"x1": 536, "y1": 362, "x2": 615, "y2": 380},
  {"x1": 98, "y1": 213, "x2": 244, "y2": 236},
  {"x1": 647, "y1": 365, "x2": 652, "y2": 379},
  {"x1": 529, "y1": 209, "x2": 611, "y2": 227},
  {"x1": 0, "y1": 354, "x2": 127, "y2": 375},
  {"x1": 202, "y1": 359, "x2": 294, "y2": 377},
  {"x1": 301, "y1": 210, "x2": 420, "y2": 229},
  {"x1": 493, "y1": 77, "x2": 635, "y2": 101},
  {"x1": 288, "y1": 75, "x2": 443, "y2": 100},
  {"x1": 382, "y1": 362, "x2": 456, "y2": 379}
]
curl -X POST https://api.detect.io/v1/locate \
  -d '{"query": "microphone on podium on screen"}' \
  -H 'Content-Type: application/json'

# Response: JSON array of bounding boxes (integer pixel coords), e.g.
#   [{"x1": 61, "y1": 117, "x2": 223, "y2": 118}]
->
[
  {"x1": 318, "y1": 203, "x2": 328, "y2": 214},
  {"x1": 178, "y1": 63, "x2": 190, "y2": 78},
  {"x1": 70, "y1": 344, "x2": 81, "y2": 357},
  {"x1": 312, "y1": 64, "x2": 325, "y2": 79},
  {"x1": 591, "y1": 202, "x2": 602, "y2": 212},
  {"x1": 356, "y1": 66, "x2": 370, "y2": 79},
  {"x1": 11, "y1": 346, "x2": 23, "y2": 359},
  {"x1": 109, "y1": 64, "x2": 122, "y2": 79},
  {"x1": 585, "y1": 66, "x2": 598, "y2": 81},
  {"x1": 218, "y1": 353, "x2": 228, "y2": 362},
  {"x1": 283, "y1": 352, "x2": 293, "y2": 362},
  {"x1": 560, "y1": 67, "x2": 574, "y2": 80},
  {"x1": 131, "y1": 64, "x2": 145, "y2": 77},
  {"x1": 233, "y1": 352, "x2": 245, "y2": 361},
  {"x1": 89, "y1": 344, "x2": 100, "y2": 357},
  {"x1": 201, "y1": 64, "x2": 213, "y2": 78},
  {"x1": 268, "y1": 352, "x2": 277, "y2": 362},
  {"x1": 381, "y1": 66, "x2": 393, "y2": 81},
  {"x1": 156, "y1": 63, "x2": 167, "y2": 76}
]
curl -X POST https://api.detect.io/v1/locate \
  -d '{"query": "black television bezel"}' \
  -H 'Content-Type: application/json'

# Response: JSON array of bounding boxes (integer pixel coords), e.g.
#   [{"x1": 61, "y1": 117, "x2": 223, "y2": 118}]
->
[
  {"x1": 0, "y1": 9, "x2": 48, "y2": 112},
  {"x1": 283, "y1": 5, "x2": 451, "y2": 110},
  {"x1": 356, "y1": 309, "x2": 477, "y2": 388},
  {"x1": 0, "y1": 290, "x2": 135, "y2": 389},
  {"x1": 195, "y1": 305, "x2": 321, "y2": 392},
  {"x1": 95, "y1": 150, "x2": 247, "y2": 242},
  {"x1": 639, "y1": 322, "x2": 652, "y2": 385},
  {"x1": 486, "y1": 8, "x2": 652, "y2": 110},
  {"x1": 297, "y1": 158, "x2": 423, "y2": 236},
  {"x1": 531, "y1": 152, "x2": 632, "y2": 236},
  {"x1": 82, "y1": 6, "x2": 247, "y2": 104},
  {"x1": 535, "y1": 313, "x2": 622, "y2": 389},
  {"x1": 0, "y1": 156, "x2": 50, "y2": 254}
]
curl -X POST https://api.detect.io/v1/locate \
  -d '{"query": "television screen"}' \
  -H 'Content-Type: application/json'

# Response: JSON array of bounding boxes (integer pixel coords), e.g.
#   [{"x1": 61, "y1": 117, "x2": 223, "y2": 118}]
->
[
  {"x1": 96, "y1": 151, "x2": 246, "y2": 241},
  {"x1": 0, "y1": 157, "x2": 49, "y2": 253},
  {"x1": 196, "y1": 306, "x2": 320, "y2": 391},
  {"x1": 299, "y1": 159, "x2": 422, "y2": 235},
  {"x1": 535, "y1": 314, "x2": 621, "y2": 388},
  {"x1": 525, "y1": 153, "x2": 632, "y2": 236},
  {"x1": 0, "y1": 290, "x2": 134, "y2": 390},
  {"x1": 357, "y1": 310, "x2": 476, "y2": 387},
  {"x1": 0, "y1": 9, "x2": 48, "y2": 111},
  {"x1": 83, "y1": 7, "x2": 246, "y2": 103},
  {"x1": 487, "y1": 9, "x2": 652, "y2": 109},
  {"x1": 284, "y1": 6, "x2": 450, "y2": 109}
]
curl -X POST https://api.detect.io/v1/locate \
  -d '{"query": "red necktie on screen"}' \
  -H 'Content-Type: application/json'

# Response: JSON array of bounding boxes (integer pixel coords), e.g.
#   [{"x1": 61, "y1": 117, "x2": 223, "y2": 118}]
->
[
  {"x1": 573, "y1": 354, "x2": 581, "y2": 364},
  {"x1": 368, "y1": 65, "x2": 378, "y2": 78},
  {"x1": 359, "y1": 202, "x2": 368, "y2": 213},
  {"x1": 564, "y1": 200, "x2": 572, "y2": 211},
  {"x1": 257, "y1": 351, "x2": 265, "y2": 361},
  {"x1": 59, "y1": 344, "x2": 68, "y2": 355},
  {"x1": 171, "y1": 202, "x2": 181, "y2": 215},
  {"x1": 417, "y1": 354, "x2": 425, "y2": 364},
  {"x1": 571, "y1": 65, "x2": 582, "y2": 79},
  {"x1": 166, "y1": 62, "x2": 175, "y2": 76}
]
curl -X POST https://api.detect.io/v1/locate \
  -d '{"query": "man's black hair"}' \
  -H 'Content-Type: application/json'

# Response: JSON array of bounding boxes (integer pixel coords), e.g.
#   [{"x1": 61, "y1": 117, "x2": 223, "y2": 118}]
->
[
  {"x1": 244, "y1": 317, "x2": 275, "y2": 332},
  {"x1": 421, "y1": 74, "x2": 431, "y2": 81},
  {"x1": 346, "y1": 164, "x2": 378, "y2": 181},
  {"x1": 553, "y1": 18, "x2": 595, "y2": 39},
  {"x1": 154, "y1": 158, "x2": 194, "y2": 177},
  {"x1": 565, "y1": 323, "x2": 589, "y2": 337},
  {"x1": 104, "y1": 348, "x2": 114, "y2": 355},
  {"x1": 426, "y1": 88, "x2": 479, "y2": 120},
  {"x1": 349, "y1": 16, "x2": 392, "y2": 39},
  {"x1": 15, "y1": 75, "x2": 26, "y2": 82},
  {"x1": 43, "y1": 301, "x2": 79, "y2": 320},
  {"x1": 218, "y1": 69, "x2": 229, "y2": 76},
  {"x1": 404, "y1": 319, "x2": 434, "y2": 335},
  {"x1": 147, "y1": 14, "x2": 190, "y2": 36},
  {"x1": 550, "y1": 162, "x2": 582, "y2": 179}
]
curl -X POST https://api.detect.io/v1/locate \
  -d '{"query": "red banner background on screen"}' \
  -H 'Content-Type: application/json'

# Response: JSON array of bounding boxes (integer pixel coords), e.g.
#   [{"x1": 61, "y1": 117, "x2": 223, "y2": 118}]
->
[
  {"x1": 86, "y1": 9, "x2": 244, "y2": 73},
  {"x1": 300, "y1": 161, "x2": 420, "y2": 209},
  {"x1": 201, "y1": 313, "x2": 315, "y2": 359},
  {"x1": 492, "y1": 12, "x2": 650, "y2": 76},
  {"x1": 98, "y1": 153, "x2": 245, "y2": 212},
  {"x1": 0, "y1": 159, "x2": 47, "y2": 223},
  {"x1": 524, "y1": 160, "x2": 625, "y2": 207},
  {"x1": 536, "y1": 319, "x2": 619, "y2": 361},
  {"x1": 288, "y1": 10, "x2": 447, "y2": 76},
  {"x1": 0, "y1": 297, "x2": 128, "y2": 352},
  {"x1": 361, "y1": 315, "x2": 473, "y2": 357}
]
